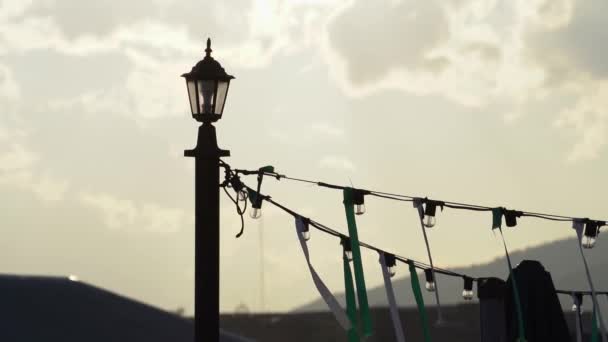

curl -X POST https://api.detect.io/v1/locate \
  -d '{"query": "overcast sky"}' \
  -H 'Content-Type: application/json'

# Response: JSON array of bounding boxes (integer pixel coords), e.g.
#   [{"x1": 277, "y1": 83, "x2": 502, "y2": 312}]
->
[{"x1": 1, "y1": 0, "x2": 607, "y2": 314}]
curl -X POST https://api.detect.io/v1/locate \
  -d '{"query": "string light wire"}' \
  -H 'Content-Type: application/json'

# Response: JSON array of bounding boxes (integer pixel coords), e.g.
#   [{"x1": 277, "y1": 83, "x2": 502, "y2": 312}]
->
[
  {"x1": 224, "y1": 163, "x2": 606, "y2": 298},
  {"x1": 234, "y1": 168, "x2": 601, "y2": 223}
]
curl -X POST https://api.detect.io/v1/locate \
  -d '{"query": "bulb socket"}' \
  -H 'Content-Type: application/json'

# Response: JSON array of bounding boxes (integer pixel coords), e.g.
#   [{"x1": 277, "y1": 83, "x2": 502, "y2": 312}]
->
[
  {"x1": 424, "y1": 201, "x2": 437, "y2": 217},
  {"x1": 247, "y1": 189, "x2": 263, "y2": 209},
  {"x1": 230, "y1": 176, "x2": 244, "y2": 192},
  {"x1": 584, "y1": 220, "x2": 599, "y2": 238},
  {"x1": 504, "y1": 210, "x2": 522, "y2": 227},
  {"x1": 463, "y1": 276, "x2": 474, "y2": 292},
  {"x1": 424, "y1": 268, "x2": 434, "y2": 282},
  {"x1": 574, "y1": 293, "x2": 583, "y2": 307},
  {"x1": 384, "y1": 253, "x2": 396, "y2": 268},
  {"x1": 353, "y1": 190, "x2": 365, "y2": 206},
  {"x1": 299, "y1": 217, "x2": 310, "y2": 233},
  {"x1": 341, "y1": 237, "x2": 352, "y2": 253}
]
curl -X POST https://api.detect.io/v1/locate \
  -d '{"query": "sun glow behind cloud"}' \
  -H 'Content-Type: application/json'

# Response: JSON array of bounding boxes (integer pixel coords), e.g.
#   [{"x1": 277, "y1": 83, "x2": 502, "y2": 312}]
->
[{"x1": 0, "y1": 0, "x2": 608, "y2": 315}]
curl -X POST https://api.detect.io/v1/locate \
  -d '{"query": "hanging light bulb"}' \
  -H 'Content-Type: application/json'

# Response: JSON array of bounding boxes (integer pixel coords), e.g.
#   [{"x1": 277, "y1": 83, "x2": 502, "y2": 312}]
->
[
  {"x1": 462, "y1": 277, "x2": 474, "y2": 300},
  {"x1": 247, "y1": 187, "x2": 264, "y2": 220},
  {"x1": 341, "y1": 237, "x2": 353, "y2": 262},
  {"x1": 250, "y1": 207, "x2": 262, "y2": 219},
  {"x1": 582, "y1": 221, "x2": 599, "y2": 249},
  {"x1": 237, "y1": 189, "x2": 248, "y2": 202},
  {"x1": 423, "y1": 200, "x2": 438, "y2": 228},
  {"x1": 355, "y1": 204, "x2": 366, "y2": 215},
  {"x1": 248, "y1": 167, "x2": 272, "y2": 220},
  {"x1": 384, "y1": 253, "x2": 397, "y2": 278},
  {"x1": 353, "y1": 190, "x2": 366, "y2": 215},
  {"x1": 229, "y1": 176, "x2": 248, "y2": 203},
  {"x1": 424, "y1": 269, "x2": 436, "y2": 292},
  {"x1": 582, "y1": 235, "x2": 596, "y2": 249},
  {"x1": 299, "y1": 217, "x2": 311, "y2": 241},
  {"x1": 423, "y1": 215, "x2": 436, "y2": 228},
  {"x1": 249, "y1": 194, "x2": 263, "y2": 219},
  {"x1": 198, "y1": 80, "x2": 215, "y2": 114}
]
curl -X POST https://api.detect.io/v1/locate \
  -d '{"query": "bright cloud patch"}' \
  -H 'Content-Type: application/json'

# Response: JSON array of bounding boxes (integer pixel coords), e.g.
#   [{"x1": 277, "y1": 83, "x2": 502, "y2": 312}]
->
[
  {"x1": 523, "y1": 0, "x2": 608, "y2": 160},
  {"x1": 80, "y1": 192, "x2": 187, "y2": 233},
  {"x1": 323, "y1": 0, "x2": 541, "y2": 106},
  {"x1": 322, "y1": 0, "x2": 608, "y2": 160},
  {"x1": 319, "y1": 155, "x2": 355, "y2": 171}
]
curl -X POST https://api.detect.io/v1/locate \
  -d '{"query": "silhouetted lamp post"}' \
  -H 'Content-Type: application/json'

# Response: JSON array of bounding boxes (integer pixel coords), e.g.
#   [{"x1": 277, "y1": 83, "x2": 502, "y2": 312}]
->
[{"x1": 183, "y1": 38, "x2": 234, "y2": 342}]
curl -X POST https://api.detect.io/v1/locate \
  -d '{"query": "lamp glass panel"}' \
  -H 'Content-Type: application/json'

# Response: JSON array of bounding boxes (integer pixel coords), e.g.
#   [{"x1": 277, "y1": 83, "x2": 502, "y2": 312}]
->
[
  {"x1": 215, "y1": 81, "x2": 229, "y2": 115},
  {"x1": 187, "y1": 80, "x2": 197, "y2": 114}
]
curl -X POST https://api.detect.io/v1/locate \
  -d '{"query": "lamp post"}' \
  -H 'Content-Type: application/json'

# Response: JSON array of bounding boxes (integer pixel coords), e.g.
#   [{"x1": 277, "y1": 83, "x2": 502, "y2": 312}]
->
[{"x1": 182, "y1": 38, "x2": 234, "y2": 342}]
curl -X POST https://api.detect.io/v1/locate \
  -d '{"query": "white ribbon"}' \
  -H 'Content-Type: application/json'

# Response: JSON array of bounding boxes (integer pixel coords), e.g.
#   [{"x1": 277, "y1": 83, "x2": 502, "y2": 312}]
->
[
  {"x1": 295, "y1": 216, "x2": 351, "y2": 331},
  {"x1": 572, "y1": 219, "x2": 607, "y2": 341},
  {"x1": 379, "y1": 252, "x2": 406, "y2": 342},
  {"x1": 413, "y1": 199, "x2": 443, "y2": 325}
]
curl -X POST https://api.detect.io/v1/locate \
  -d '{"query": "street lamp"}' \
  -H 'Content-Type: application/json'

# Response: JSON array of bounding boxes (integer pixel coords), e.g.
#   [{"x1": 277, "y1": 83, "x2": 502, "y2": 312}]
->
[
  {"x1": 183, "y1": 38, "x2": 234, "y2": 122},
  {"x1": 183, "y1": 38, "x2": 234, "y2": 342}
]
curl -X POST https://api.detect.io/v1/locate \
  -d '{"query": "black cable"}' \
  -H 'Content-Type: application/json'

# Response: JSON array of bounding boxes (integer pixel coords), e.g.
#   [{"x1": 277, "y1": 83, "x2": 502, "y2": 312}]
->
[
  {"x1": 263, "y1": 192, "x2": 473, "y2": 279},
  {"x1": 223, "y1": 186, "x2": 247, "y2": 238},
  {"x1": 234, "y1": 168, "x2": 605, "y2": 224},
  {"x1": 556, "y1": 290, "x2": 608, "y2": 296},
  {"x1": 521, "y1": 213, "x2": 572, "y2": 222},
  {"x1": 369, "y1": 192, "x2": 414, "y2": 202},
  {"x1": 226, "y1": 163, "x2": 605, "y2": 294},
  {"x1": 444, "y1": 203, "x2": 492, "y2": 212}
]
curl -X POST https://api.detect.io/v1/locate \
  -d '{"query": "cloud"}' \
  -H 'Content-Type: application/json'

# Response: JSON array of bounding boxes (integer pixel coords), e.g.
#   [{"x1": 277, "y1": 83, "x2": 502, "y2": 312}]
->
[
  {"x1": 321, "y1": 0, "x2": 608, "y2": 160},
  {"x1": 554, "y1": 81, "x2": 608, "y2": 161},
  {"x1": 522, "y1": 0, "x2": 608, "y2": 160},
  {"x1": 140, "y1": 204, "x2": 187, "y2": 234},
  {"x1": 24, "y1": 0, "x2": 253, "y2": 42},
  {"x1": 326, "y1": 0, "x2": 449, "y2": 86},
  {"x1": 30, "y1": 173, "x2": 69, "y2": 202},
  {"x1": 319, "y1": 155, "x2": 355, "y2": 171},
  {"x1": 5, "y1": 49, "x2": 132, "y2": 104},
  {"x1": 322, "y1": 0, "x2": 538, "y2": 106},
  {"x1": 0, "y1": 144, "x2": 36, "y2": 171},
  {"x1": 311, "y1": 122, "x2": 345, "y2": 139},
  {"x1": 4, "y1": 0, "x2": 302, "y2": 70},
  {"x1": 0, "y1": 64, "x2": 19, "y2": 100},
  {"x1": 524, "y1": 0, "x2": 608, "y2": 85},
  {"x1": 123, "y1": 50, "x2": 188, "y2": 119},
  {"x1": 80, "y1": 193, "x2": 137, "y2": 229},
  {"x1": 0, "y1": 77, "x2": 71, "y2": 202},
  {"x1": 80, "y1": 192, "x2": 187, "y2": 233},
  {"x1": 0, "y1": 144, "x2": 69, "y2": 202}
]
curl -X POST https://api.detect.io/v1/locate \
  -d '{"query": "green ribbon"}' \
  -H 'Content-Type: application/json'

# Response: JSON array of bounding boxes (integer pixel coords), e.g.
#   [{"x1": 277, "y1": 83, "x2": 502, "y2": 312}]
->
[
  {"x1": 492, "y1": 207, "x2": 503, "y2": 229},
  {"x1": 498, "y1": 228, "x2": 526, "y2": 342},
  {"x1": 258, "y1": 165, "x2": 275, "y2": 173},
  {"x1": 592, "y1": 308, "x2": 599, "y2": 342},
  {"x1": 408, "y1": 261, "x2": 431, "y2": 342},
  {"x1": 511, "y1": 271, "x2": 526, "y2": 342},
  {"x1": 343, "y1": 188, "x2": 373, "y2": 337},
  {"x1": 344, "y1": 254, "x2": 359, "y2": 342},
  {"x1": 247, "y1": 188, "x2": 259, "y2": 203}
]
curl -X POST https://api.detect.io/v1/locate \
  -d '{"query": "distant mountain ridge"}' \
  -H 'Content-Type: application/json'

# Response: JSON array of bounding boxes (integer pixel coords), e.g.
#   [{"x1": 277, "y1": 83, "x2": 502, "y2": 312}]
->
[{"x1": 296, "y1": 237, "x2": 608, "y2": 312}]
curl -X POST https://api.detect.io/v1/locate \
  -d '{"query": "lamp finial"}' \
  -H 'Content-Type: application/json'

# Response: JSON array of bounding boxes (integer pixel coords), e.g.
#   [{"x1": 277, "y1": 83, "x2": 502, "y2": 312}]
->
[{"x1": 205, "y1": 38, "x2": 212, "y2": 57}]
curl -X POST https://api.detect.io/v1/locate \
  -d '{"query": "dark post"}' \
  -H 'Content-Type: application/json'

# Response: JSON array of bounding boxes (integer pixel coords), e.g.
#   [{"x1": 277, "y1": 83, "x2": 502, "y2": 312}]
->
[
  {"x1": 182, "y1": 38, "x2": 234, "y2": 341},
  {"x1": 185, "y1": 123, "x2": 230, "y2": 341}
]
